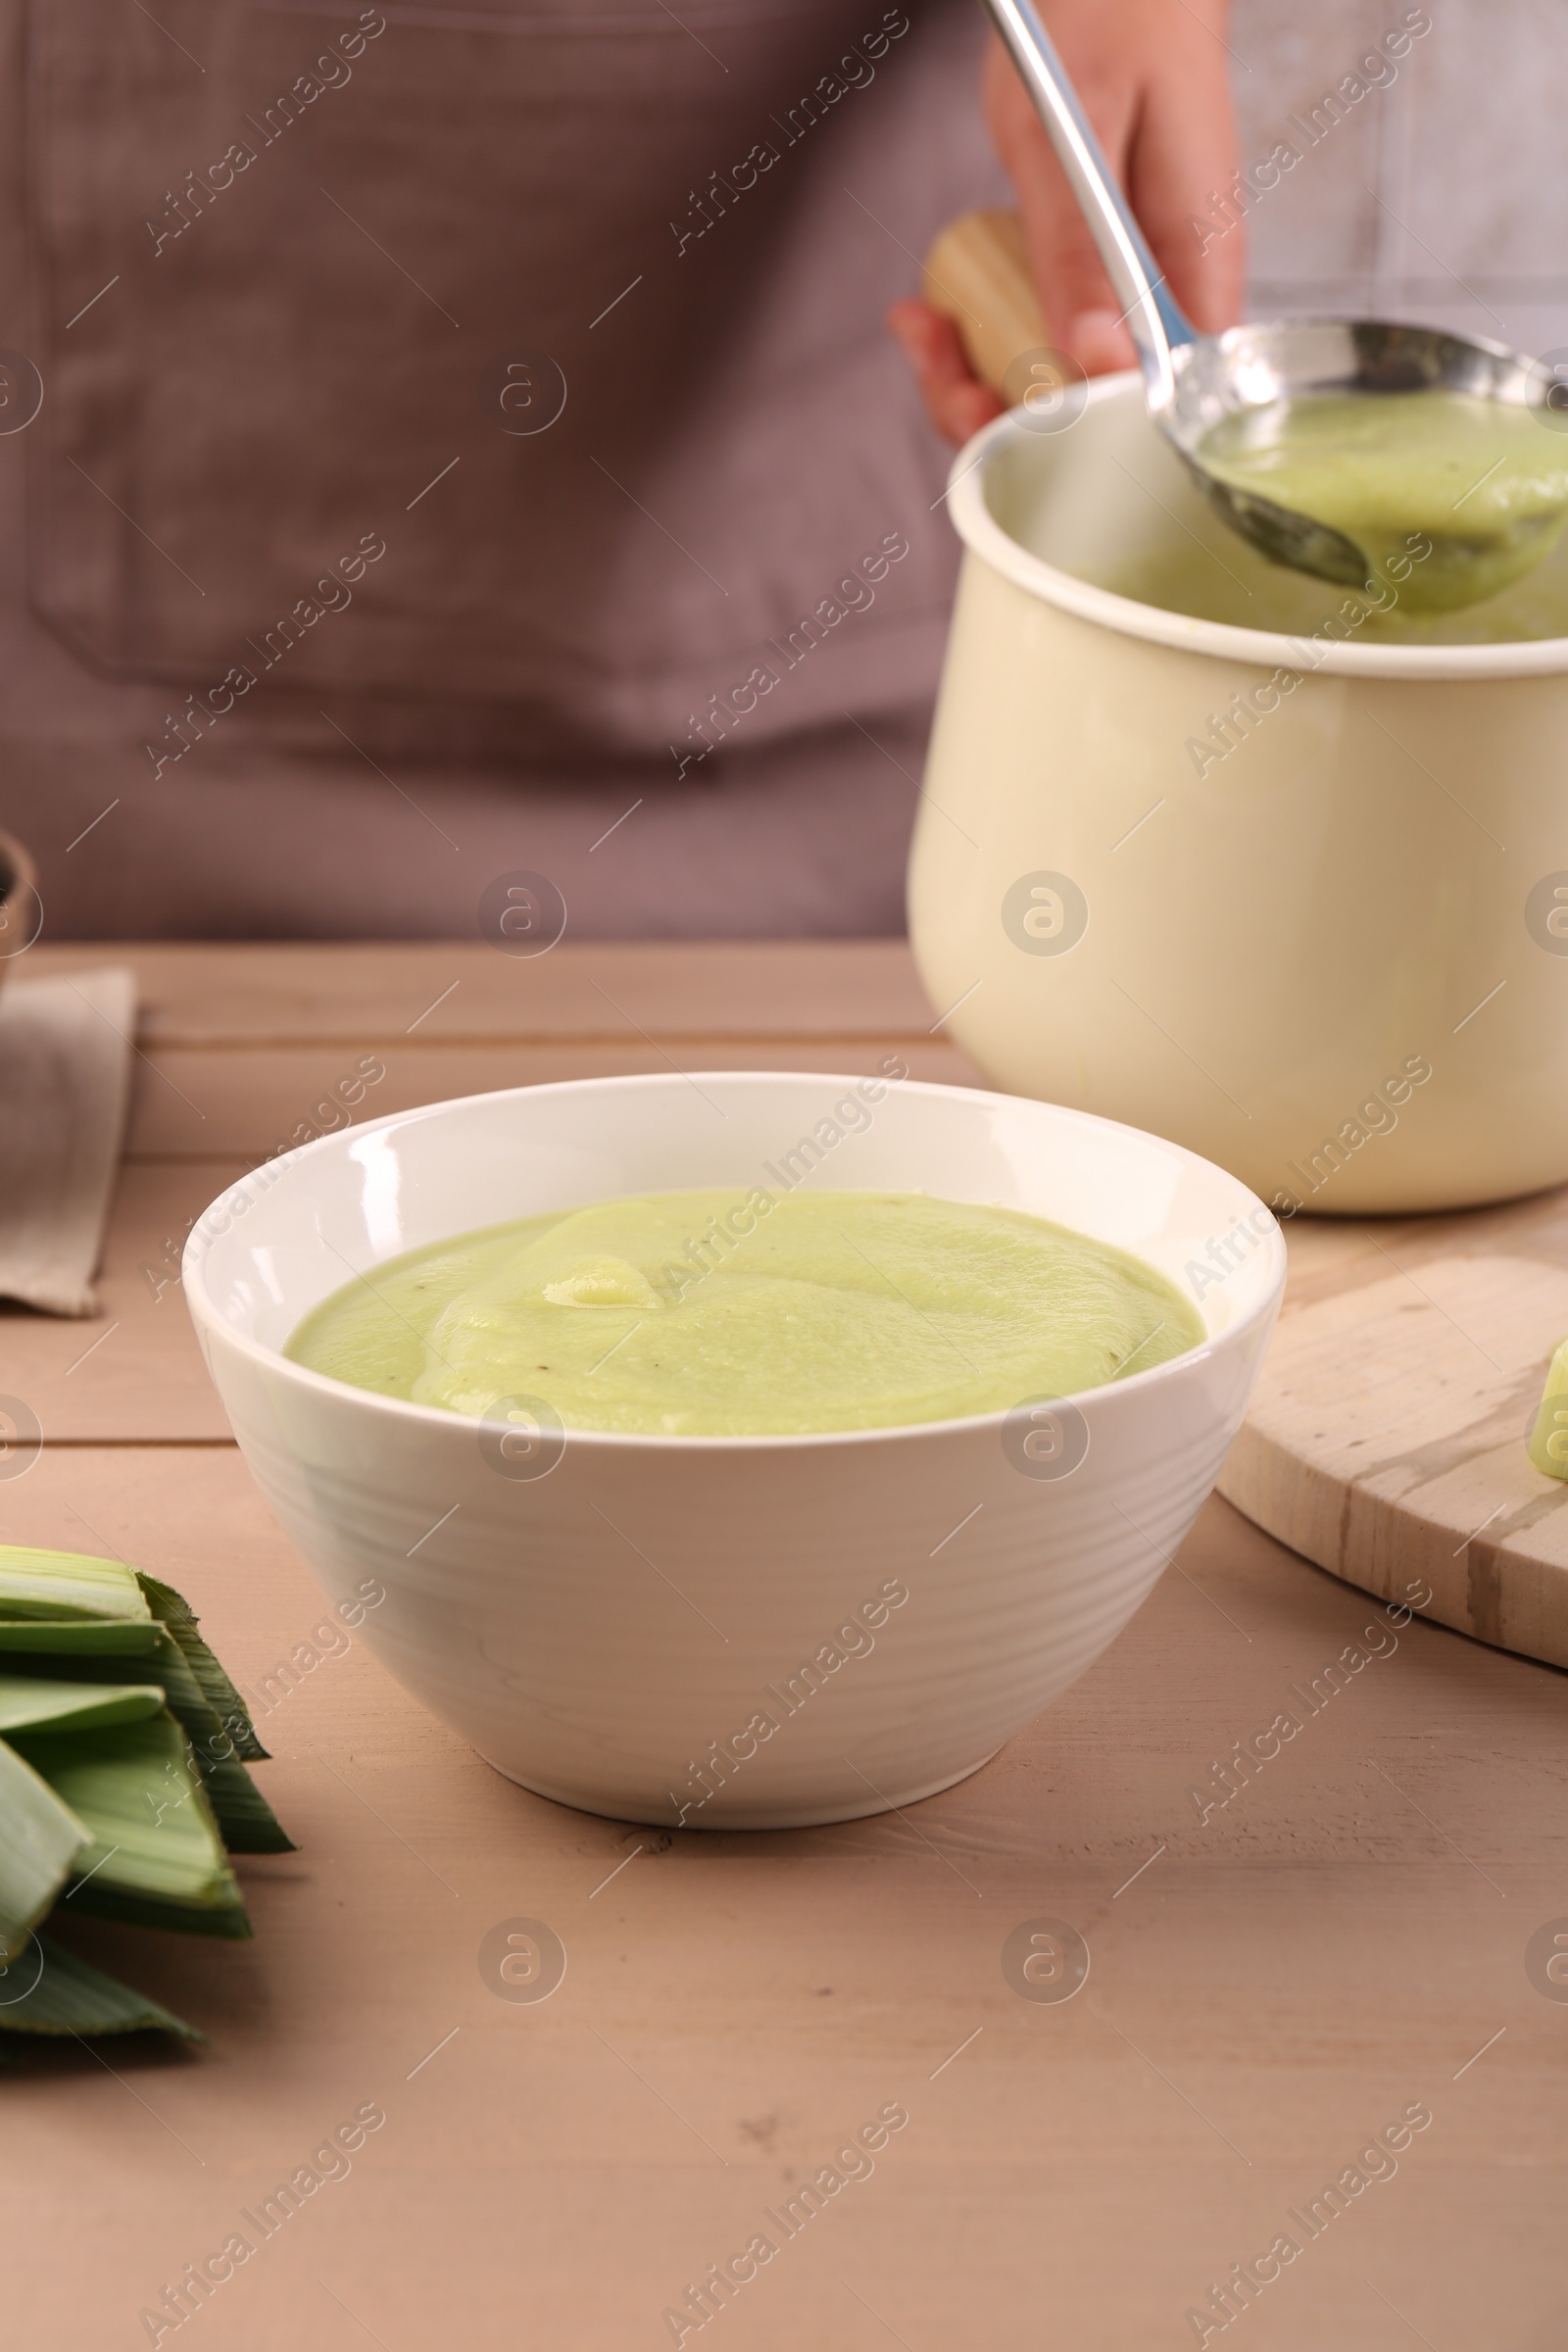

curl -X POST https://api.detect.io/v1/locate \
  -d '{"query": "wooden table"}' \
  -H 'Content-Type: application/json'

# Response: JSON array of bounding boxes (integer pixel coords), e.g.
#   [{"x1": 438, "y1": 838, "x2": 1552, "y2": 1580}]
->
[{"x1": 4, "y1": 943, "x2": 1562, "y2": 2350}]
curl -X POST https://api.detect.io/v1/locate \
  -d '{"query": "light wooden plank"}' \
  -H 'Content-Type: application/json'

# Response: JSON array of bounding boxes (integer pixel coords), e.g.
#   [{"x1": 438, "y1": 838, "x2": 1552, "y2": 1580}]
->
[
  {"x1": 24, "y1": 941, "x2": 952, "y2": 1049},
  {"x1": 120, "y1": 1039, "x2": 986, "y2": 1158},
  {"x1": 0, "y1": 1159, "x2": 244, "y2": 1442},
  {"x1": 1277, "y1": 1186, "x2": 1568, "y2": 1319}
]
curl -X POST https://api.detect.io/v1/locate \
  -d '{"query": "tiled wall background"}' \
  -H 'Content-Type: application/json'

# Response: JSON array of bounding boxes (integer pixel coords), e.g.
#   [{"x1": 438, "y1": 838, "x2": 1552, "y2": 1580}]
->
[{"x1": 1232, "y1": 0, "x2": 1567, "y2": 361}]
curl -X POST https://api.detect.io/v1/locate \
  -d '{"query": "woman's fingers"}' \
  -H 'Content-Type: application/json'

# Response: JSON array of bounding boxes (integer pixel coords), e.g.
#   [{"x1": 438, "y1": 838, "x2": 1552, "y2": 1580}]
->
[
  {"x1": 891, "y1": 1, "x2": 1243, "y2": 438},
  {"x1": 886, "y1": 299, "x2": 1004, "y2": 447},
  {"x1": 1125, "y1": 15, "x2": 1247, "y2": 333},
  {"x1": 982, "y1": 29, "x2": 1139, "y2": 373},
  {"x1": 983, "y1": 2, "x2": 1243, "y2": 373}
]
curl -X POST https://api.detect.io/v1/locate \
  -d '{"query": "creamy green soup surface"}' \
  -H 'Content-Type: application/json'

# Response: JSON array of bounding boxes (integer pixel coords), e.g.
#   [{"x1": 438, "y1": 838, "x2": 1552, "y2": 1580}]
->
[{"x1": 285, "y1": 1189, "x2": 1202, "y2": 1437}]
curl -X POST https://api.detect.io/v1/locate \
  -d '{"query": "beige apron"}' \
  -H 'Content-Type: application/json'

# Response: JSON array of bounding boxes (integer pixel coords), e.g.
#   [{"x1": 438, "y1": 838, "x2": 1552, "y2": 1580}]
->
[{"x1": 3, "y1": 0, "x2": 1006, "y2": 934}]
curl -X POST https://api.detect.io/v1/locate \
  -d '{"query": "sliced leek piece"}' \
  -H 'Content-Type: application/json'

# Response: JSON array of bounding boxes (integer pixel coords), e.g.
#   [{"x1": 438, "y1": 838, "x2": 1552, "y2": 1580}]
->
[
  {"x1": 0, "y1": 1740, "x2": 89, "y2": 1962},
  {"x1": 0, "y1": 1639, "x2": 293, "y2": 1855},
  {"x1": 0, "y1": 1934, "x2": 202, "y2": 2042},
  {"x1": 0, "y1": 1619, "x2": 168, "y2": 1656},
  {"x1": 0, "y1": 1676, "x2": 166, "y2": 1737},
  {"x1": 1527, "y1": 1336, "x2": 1568, "y2": 1479},
  {"x1": 194, "y1": 1748, "x2": 296, "y2": 1855},
  {"x1": 0, "y1": 1546, "x2": 293, "y2": 2036},
  {"x1": 0, "y1": 1546, "x2": 151, "y2": 1623},
  {"x1": 136, "y1": 1572, "x2": 270, "y2": 1764},
  {"x1": 14, "y1": 1712, "x2": 252, "y2": 1939}
]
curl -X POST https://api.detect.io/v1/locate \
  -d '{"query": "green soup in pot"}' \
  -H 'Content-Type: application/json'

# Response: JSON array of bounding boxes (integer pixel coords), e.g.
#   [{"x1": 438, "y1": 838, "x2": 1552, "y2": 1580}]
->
[
  {"x1": 284, "y1": 1189, "x2": 1203, "y2": 1437},
  {"x1": 1087, "y1": 388, "x2": 1568, "y2": 638}
]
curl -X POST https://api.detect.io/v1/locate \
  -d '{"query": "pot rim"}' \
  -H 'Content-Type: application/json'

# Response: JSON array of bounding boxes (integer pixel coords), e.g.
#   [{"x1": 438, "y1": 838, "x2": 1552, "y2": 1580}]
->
[{"x1": 946, "y1": 372, "x2": 1568, "y2": 681}]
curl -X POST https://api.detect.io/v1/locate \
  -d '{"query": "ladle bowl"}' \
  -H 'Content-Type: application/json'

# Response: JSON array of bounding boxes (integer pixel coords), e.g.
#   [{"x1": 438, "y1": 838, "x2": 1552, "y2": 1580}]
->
[{"x1": 1161, "y1": 317, "x2": 1551, "y2": 591}]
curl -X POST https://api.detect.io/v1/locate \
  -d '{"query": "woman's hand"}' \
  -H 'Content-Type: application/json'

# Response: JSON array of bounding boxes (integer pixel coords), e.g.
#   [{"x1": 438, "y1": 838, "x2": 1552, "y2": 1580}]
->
[{"x1": 890, "y1": 0, "x2": 1246, "y2": 443}]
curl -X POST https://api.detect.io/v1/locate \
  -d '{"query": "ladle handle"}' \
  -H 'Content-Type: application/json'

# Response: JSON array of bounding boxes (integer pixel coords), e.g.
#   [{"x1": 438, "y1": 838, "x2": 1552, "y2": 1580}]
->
[{"x1": 983, "y1": 0, "x2": 1196, "y2": 401}]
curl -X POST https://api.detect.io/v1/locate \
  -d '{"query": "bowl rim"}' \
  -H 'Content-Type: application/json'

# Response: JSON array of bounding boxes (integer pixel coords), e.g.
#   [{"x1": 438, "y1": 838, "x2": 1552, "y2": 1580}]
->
[
  {"x1": 182, "y1": 1070, "x2": 1288, "y2": 1454},
  {"x1": 948, "y1": 370, "x2": 1568, "y2": 682}
]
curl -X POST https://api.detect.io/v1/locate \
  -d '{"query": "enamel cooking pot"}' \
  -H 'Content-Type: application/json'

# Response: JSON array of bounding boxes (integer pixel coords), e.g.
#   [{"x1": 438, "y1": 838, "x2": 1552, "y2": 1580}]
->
[{"x1": 909, "y1": 373, "x2": 1568, "y2": 1214}]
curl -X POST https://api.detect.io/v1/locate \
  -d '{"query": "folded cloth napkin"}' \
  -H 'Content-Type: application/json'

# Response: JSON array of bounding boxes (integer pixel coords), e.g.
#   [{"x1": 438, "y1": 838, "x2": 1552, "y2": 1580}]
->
[{"x1": 0, "y1": 966, "x2": 135, "y2": 1316}]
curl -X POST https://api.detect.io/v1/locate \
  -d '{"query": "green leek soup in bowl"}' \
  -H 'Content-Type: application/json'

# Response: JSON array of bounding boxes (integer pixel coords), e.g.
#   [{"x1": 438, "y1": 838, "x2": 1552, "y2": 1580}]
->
[
  {"x1": 183, "y1": 1072, "x2": 1284, "y2": 1829},
  {"x1": 285, "y1": 1188, "x2": 1202, "y2": 1437}
]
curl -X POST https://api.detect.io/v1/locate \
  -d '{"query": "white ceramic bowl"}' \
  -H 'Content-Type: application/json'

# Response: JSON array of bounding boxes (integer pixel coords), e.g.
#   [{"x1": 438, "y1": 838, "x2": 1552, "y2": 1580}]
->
[
  {"x1": 909, "y1": 373, "x2": 1568, "y2": 1213},
  {"x1": 183, "y1": 1072, "x2": 1285, "y2": 1830}
]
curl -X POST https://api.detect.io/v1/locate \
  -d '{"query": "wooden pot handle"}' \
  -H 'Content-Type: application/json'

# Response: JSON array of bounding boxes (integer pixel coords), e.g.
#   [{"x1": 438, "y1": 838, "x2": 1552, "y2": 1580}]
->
[{"x1": 921, "y1": 209, "x2": 1047, "y2": 395}]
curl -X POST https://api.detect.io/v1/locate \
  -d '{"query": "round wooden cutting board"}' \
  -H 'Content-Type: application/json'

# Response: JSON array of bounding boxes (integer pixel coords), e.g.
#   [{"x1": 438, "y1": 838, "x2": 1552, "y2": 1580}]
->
[{"x1": 1217, "y1": 1188, "x2": 1568, "y2": 1671}]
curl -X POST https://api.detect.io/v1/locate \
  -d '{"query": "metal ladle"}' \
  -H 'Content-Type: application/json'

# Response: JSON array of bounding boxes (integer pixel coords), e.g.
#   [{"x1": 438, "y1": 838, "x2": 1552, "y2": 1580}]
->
[{"x1": 986, "y1": 0, "x2": 1551, "y2": 593}]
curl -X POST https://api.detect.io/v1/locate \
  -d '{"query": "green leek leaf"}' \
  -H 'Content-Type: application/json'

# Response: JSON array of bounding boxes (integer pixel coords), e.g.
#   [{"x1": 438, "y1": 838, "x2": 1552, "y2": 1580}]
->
[
  {"x1": 0, "y1": 1619, "x2": 168, "y2": 1656},
  {"x1": 0, "y1": 1638, "x2": 294, "y2": 1854},
  {"x1": 136, "y1": 1572, "x2": 269, "y2": 1763},
  {"x1": 0, "y1": 1740, "x2": 89, "y2": 1962},
  {"x1": 0, "y1": 1934, "x2": 202, "y2": 2041},
  {"x1": 0, "y1": 1546, "x2": 293, "y2": 2036},
  {"x1": 192, "y1": 1750, "x2": 296, "y2": 1855},
  {"x1": 14, "y1": 1713, "x2": 252, "y2": 1939},
  {"x1": 0, "y1": 1546, "x2": 150, "y2": 1623},
  {"x1": 0, "y1": 1676, "x2": 166, "y2": 1737}
]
